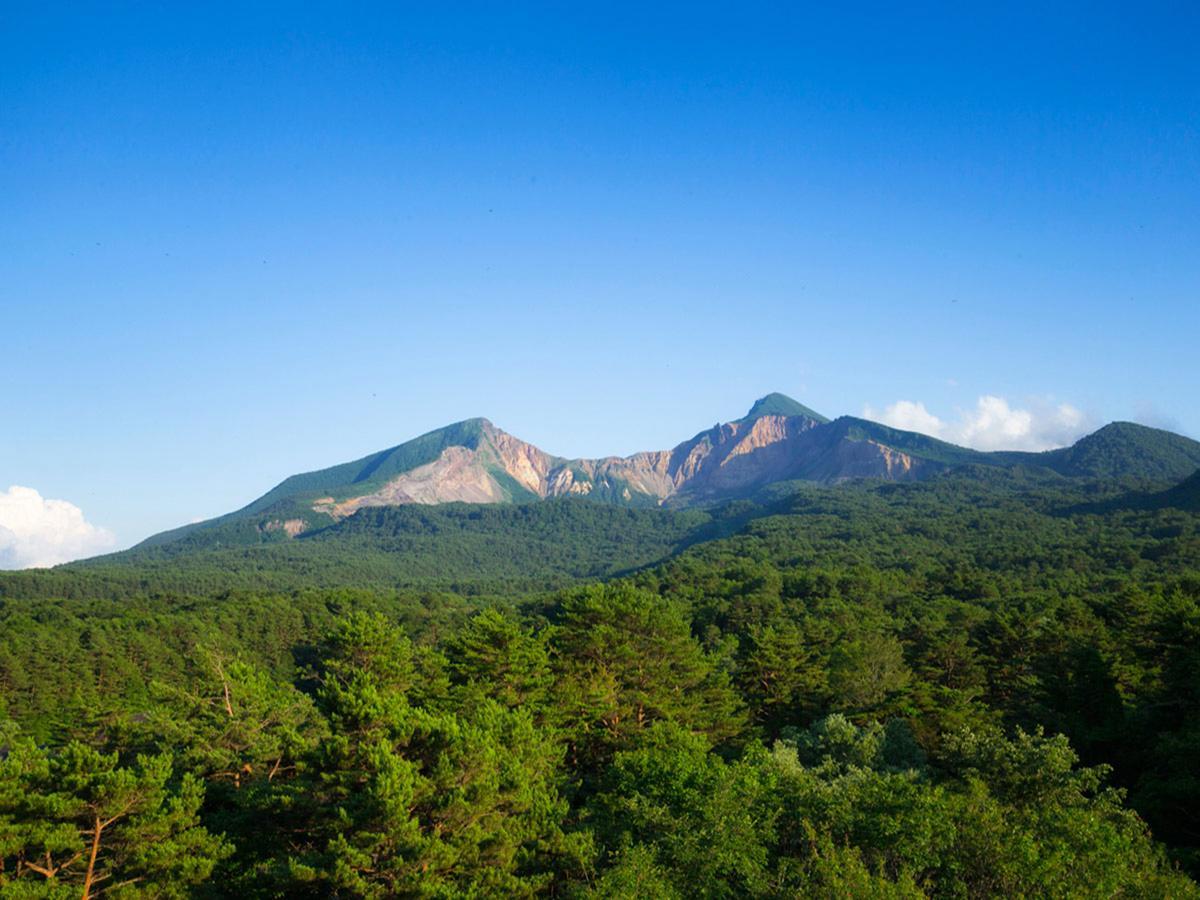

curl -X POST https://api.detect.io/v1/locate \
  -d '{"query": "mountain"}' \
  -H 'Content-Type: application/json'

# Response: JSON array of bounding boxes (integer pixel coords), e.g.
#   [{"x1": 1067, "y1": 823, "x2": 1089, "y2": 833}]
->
[
  {"x1": 132, "y1": 394, "x2": 1200, "y2": 553},
  {"x1": 1031, "y1": 422, "x2": 1200, "y2": 480},
  {"x1": 137, "y1": 396, "x2": 831, "y2": 550}
]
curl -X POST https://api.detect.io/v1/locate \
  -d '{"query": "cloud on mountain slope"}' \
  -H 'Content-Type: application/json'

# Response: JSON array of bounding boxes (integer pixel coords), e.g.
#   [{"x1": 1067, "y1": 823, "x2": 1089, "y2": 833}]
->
[
  {"x1": 0, "y1": 485, "x2": 116, "y2": 569},
  {"x1": 862, "y1": 395, "x2": 1091, "y2": 452}
]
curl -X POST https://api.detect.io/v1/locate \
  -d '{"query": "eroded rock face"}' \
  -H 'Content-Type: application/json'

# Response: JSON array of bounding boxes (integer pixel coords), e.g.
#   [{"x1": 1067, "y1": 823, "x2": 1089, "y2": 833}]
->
[
  {"x1": 665, "y1": 415, "x2": 824, "y2": 496},
  {"x1": 261, "y1": 518, "x2": 309, "y2": 537},
  {"x1": 314, "y1": 446, "x2": 512, "y2": 517},
  {"x1": 798, "y1": 437, "x2": 926, "y2": 484},
  {"x1": 308, "y1": 412, "x2": 928, "y2": 520},
  {"x1": 487, "y1": 428, "x2": 557, "y2": 494}
]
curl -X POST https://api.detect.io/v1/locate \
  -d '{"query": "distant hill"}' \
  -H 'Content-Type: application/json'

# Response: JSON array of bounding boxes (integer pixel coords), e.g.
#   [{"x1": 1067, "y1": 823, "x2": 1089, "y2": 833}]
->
[
  {"x1": 1009, "y1": 422, "x2": 1200, "y2": 480},
  {"x1": 11, "y1": 500, "x2": 725, "y2": 597},
  {"x1": 118, "y1": 394, "x2": 1200, "y2": 557}
]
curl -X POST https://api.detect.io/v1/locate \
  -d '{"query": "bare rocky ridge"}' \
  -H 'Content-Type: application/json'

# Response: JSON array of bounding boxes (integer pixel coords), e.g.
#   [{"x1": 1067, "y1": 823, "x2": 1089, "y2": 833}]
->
[{"x1": 307, "y1": 409, "x2": 923, "y2": 520}]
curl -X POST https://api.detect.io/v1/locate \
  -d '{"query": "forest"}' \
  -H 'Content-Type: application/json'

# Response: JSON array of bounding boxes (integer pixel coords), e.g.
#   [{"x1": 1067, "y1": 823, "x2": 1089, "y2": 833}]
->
[{"x1": 1, "y1": 468, "x2": 1199, "y2": 897}]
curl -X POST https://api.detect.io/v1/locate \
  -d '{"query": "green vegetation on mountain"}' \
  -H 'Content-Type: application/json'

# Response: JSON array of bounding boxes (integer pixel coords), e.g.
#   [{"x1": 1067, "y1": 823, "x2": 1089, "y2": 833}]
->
[
  {"x1": 4, "y1": 500, "x2": 725, "y2": 598},
  {"x1": 824, "y1": 418, "x2": 1200, "y2": 483},
  {"x1": 244, "y1": 418, "x2": 493, "y2": 511},
  {"x1": 138, "y1": 419, "x2": 492, "y2": 550},
  {"x1": 1005, "y1": 421, "x2": 1200, "y2": 481},
  {"x1": 832, "y1": 416, "x2": 991, "y2": 467},
  {"x1": 740, "y1": 392, "x2": 830, "y2": 423}
]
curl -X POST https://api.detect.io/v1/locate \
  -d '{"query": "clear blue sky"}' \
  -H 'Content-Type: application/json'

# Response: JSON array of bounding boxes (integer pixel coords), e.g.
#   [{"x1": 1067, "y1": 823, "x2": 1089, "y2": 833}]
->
[{"x1": 2, "y1": 2, "x2": 1198, "y2": 551}]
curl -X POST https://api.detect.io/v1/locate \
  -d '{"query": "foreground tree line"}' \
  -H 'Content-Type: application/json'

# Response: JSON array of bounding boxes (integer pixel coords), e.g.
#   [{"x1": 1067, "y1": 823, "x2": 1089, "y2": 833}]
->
[
  {"x1": 2, "y1": 472, "x2": 1199, "y2": 896},
  {"x1": 1, "y1": 584, "x2": 1197, "y2": 898}
]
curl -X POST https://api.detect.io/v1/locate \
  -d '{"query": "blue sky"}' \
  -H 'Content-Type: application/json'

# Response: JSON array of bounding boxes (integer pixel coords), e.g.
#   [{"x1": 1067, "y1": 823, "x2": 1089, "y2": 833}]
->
[{"x1": 2, "y1": 2, "x2": 1198, "y2": 559}]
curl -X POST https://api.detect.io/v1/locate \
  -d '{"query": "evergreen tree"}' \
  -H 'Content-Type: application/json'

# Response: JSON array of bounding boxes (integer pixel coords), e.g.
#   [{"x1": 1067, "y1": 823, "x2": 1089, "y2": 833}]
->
[
  {"x1": 0, "y1": 738, "x2": 229, "y2": 897},
  {"x1": 553, "y1": 584, "x2": 745, "y2": 768},
  {"x1": 288, "y1": 613, "x2": 579, "y2": 897}
]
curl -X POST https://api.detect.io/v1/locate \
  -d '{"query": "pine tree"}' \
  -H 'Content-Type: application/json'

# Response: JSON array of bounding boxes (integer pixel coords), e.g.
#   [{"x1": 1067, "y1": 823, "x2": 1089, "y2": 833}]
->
[{"x1": 0, "y1": 736, "x2": 229, "y2": 897}]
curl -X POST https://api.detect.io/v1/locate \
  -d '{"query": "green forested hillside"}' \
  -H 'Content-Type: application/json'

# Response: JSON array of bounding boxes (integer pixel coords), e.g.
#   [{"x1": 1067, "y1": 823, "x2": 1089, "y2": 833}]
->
[
  {"x1": 829, "y1": 416, "x2": 992, "y2": 467},
  {"x1": 12, "y1": 466, "x2": 1194, "y2": 601},
  {"x1": 1025, "y1": 421, "x2": 1200, "y2": 480},
  {"x1": 1, "y1": 470, "x2": 1199, "y2": 896},
  {"x1": 5, "y1": 500, "x2": 722, "y2": 598},
  {"x1": 834, "y1": 417, "x2": 1200, "y2": 481},
  {"x1": 136, "y1": 418, "x2": 494, "y2": 549}
]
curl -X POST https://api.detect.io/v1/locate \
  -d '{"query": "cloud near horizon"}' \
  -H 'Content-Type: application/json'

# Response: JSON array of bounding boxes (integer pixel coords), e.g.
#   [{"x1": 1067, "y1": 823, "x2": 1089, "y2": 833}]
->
[
  {"x1": 862, "y1": 395, "x2": 1091, "y2": 452},
  {"x1": 0, "y1": 485, "x2": 117, "y2": 569}
]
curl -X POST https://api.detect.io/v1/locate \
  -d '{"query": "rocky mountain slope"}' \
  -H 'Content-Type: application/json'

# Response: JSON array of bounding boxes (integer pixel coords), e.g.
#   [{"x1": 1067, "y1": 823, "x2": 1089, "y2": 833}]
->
[{"x1": 136, "y1": 393, "x2": 1200, "y2": 550}]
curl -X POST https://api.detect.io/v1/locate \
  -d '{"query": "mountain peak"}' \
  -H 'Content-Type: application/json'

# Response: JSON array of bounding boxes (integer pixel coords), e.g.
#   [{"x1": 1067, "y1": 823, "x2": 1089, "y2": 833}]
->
[
  {"x1": 1039, "y1": 420, "x2": 1200, "y2": 480},
  {"x1": 742, "y1": 393, "x2": 829, "y2": 423}
]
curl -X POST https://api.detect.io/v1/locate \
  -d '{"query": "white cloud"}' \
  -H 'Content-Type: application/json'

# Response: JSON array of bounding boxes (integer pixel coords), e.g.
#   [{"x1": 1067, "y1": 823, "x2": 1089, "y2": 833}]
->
[
  {"x1": 863, "y1": 395, "x2": 1091, "y2": 452},
  {"x1": 863, "y1": 400, "x2": 948, "y2": 438},
  {"x1": 0, "y1": 486, "x2": 116, "y2": 569}
]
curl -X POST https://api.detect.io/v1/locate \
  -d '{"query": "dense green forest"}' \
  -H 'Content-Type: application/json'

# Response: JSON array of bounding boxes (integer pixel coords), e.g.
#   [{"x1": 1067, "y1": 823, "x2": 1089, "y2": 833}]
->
[
  {"x1": 20, "y1": 502, "x2": 725, "y2": 597},
  {"x1": 2, "y1": 467, "x2": 1199, "y2": 896}
]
